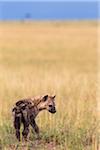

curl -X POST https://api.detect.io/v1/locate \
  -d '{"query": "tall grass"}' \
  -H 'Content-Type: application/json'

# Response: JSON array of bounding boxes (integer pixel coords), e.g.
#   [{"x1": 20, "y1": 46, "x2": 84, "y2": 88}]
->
[{"x1": 0, "y1": 21, "x2": 99, "y2": 149}]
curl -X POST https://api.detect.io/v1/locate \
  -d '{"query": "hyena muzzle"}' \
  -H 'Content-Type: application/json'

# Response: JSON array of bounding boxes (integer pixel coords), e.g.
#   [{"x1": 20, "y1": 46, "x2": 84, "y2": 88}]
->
[{"x1": 12, "y1": 95, "x2": 56, "y2": 141}]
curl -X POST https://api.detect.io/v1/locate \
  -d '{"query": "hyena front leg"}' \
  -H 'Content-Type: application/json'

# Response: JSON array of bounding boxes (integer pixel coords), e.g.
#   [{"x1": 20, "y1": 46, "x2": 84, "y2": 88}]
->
[
  {"x1": 30, "y1": 116, "x2": 40, "y2": 139},
  {"x1": 14, "y1": 116, "x2": 21, "y2": 141}
]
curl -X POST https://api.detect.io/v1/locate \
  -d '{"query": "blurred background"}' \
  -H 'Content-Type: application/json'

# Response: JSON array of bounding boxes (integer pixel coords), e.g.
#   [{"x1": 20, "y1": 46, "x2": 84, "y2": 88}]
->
[{"x1": 0, "y1": 1, "x2": 98, "y2": 20}]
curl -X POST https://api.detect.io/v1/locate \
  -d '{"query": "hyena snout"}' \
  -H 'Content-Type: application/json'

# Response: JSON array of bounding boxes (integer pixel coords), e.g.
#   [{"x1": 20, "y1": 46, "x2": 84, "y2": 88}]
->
[{"x1": 48, "y1": 105, "x2": 56, "y2": 113}]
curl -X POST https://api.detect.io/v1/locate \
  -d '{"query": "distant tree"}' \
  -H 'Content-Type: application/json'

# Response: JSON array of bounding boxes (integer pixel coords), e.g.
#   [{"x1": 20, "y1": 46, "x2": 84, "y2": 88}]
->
[{"x1": 25, "y1": 13, "x2": 31, "y2": 20}]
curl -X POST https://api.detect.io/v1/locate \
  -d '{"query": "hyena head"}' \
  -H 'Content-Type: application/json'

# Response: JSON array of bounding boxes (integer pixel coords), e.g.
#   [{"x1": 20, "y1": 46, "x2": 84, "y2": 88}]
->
[{"x1": 39, "y1": 95, "x2": 56, "y2": 113}]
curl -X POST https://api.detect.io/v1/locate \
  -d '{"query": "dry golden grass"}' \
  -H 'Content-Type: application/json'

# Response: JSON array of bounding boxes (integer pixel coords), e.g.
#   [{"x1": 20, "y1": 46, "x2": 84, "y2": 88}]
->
[{"x1": 0, "y1": 21, "x2": 99, "y2": 150}]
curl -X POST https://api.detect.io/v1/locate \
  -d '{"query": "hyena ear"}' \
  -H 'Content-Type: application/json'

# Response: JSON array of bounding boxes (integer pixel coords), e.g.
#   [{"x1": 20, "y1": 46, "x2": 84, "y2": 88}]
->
[
  {"x1": 42, "y1": 95, "x2": 48, "y2": 101},
  {"x1": 52, "y1": 95, "x2": 56, "y2": 99}
]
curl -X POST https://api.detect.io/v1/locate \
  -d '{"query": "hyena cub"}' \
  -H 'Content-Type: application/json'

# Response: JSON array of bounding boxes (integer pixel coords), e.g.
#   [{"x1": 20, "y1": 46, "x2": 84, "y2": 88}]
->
[{"x1": 12, "y1": 95, "x2": 56, "y2": 141}]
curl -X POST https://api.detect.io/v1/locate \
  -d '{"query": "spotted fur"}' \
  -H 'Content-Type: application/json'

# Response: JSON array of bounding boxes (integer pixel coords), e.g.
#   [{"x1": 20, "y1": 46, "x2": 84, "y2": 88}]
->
[{"x1": 12, "y1": 95, "x2": 56, "y2": 141}]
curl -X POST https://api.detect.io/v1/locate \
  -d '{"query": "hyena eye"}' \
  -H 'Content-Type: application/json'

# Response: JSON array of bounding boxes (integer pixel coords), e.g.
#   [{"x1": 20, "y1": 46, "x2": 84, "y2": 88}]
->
[{"x1": 49, "y1": 105, "x2": 52, "y2": 107}]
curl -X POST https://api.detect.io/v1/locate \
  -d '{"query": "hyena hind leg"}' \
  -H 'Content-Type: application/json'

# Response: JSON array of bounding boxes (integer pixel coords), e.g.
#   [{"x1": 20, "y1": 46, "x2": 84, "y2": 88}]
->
[
  {"x1": 22, "y1": 114, "x2": 30, "y2": 141},
  {"x1": 14, "y1": 116, "x2": 21, "y2": 141},
  {"x1": 22, "y1": 122, "x2": 29, "y2": 141}
]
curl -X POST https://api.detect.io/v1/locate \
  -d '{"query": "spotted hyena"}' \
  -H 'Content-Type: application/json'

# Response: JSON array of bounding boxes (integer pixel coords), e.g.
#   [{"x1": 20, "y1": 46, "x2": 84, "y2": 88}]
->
[{"x1": 12, "y1": 95, "x2": 56, "y2": 141}]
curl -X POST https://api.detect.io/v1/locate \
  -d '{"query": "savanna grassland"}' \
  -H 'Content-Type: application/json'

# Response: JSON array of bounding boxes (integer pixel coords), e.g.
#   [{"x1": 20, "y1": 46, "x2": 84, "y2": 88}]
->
[{"x1": 0, "y1": 21, "x2": 99, "y2": 150}]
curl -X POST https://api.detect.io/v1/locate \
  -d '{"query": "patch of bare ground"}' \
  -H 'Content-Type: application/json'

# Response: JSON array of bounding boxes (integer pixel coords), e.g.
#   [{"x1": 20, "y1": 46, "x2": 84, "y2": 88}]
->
[{"x1": 5, "y1": 140, "x2": 61, "y2": 150}]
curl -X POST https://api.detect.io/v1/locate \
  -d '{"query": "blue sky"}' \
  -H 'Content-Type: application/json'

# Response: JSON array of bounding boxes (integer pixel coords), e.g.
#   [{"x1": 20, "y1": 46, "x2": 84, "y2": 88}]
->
[{"x1": 0, "y1": 1, "x2": 99, "y2": 20}]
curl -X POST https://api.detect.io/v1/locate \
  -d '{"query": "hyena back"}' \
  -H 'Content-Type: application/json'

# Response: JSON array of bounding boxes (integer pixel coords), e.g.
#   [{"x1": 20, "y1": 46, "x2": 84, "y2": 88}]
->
[{"x1": 12, "y1": 95, "x2": 56, "y2": 141}]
